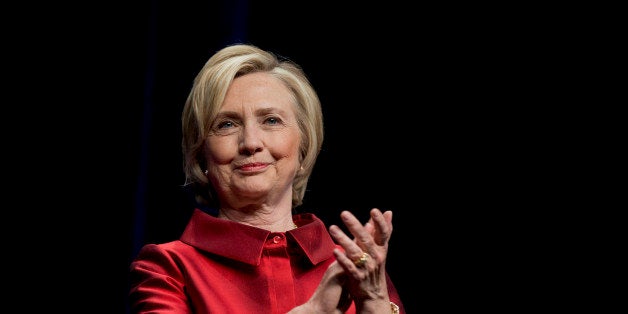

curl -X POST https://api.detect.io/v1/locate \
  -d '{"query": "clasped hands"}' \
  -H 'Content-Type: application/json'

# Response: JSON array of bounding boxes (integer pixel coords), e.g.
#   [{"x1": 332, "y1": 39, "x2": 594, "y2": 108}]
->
[{"x1": 291, "y1": 208, "x2": 393, "y2": 313}]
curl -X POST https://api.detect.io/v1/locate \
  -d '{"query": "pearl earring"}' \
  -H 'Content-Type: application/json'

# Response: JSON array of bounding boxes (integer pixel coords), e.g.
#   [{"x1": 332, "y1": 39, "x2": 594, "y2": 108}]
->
[{"x1": 204, "y1": 170, "x2": 208, "y2": 175}]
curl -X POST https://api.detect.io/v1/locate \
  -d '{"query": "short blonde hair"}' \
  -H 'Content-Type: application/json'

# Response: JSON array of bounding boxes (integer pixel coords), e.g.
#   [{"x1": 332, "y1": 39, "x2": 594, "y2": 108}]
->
[{"x1": 181, "y1": 44, "x2": 324, "y2": 209}]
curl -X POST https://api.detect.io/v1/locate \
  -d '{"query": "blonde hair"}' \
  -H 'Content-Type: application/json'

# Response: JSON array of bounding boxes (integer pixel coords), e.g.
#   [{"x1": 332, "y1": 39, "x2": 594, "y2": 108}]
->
[{"x1": 181, "y1": 44, "x2": 324, "y2": 209}]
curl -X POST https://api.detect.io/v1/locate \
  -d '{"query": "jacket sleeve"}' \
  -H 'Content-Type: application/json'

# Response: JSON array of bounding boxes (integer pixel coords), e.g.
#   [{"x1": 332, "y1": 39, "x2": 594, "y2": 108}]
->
[
  {"x1": 129, "y1": 244, "x2": 192, "y2": 314},
  {"x1": 386, "y1": 272, "x2": 407, "y2": 314}
]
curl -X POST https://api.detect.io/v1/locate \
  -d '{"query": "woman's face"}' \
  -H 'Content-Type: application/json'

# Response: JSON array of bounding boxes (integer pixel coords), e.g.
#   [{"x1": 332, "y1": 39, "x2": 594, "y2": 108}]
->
[{"x1": 204, "y1": 72, "x2": 301, "y2": 206}]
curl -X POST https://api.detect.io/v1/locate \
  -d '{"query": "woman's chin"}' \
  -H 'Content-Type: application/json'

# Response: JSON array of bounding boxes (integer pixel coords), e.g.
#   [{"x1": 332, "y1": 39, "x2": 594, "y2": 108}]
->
[{"x1": 232, "y1": 184, "x2": 271, "y2": 199}]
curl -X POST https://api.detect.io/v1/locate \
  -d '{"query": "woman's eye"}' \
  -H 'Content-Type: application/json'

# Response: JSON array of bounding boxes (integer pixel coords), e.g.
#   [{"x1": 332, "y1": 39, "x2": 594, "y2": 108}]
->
[
  {"x1": 265, "y1": 117, "x2": 280, "y2": 125},
  {"x1": 217, "y1": 121, "x2": 234, "y2": 129}
]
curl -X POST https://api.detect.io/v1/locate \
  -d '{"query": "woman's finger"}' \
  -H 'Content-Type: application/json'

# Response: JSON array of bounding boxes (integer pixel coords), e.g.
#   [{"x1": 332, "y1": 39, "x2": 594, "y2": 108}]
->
[
  {"x1": 370, "y1": 208, "x2": 393, "y2": 246},
  {"x1": 329, "y1": 224, "x2": 365, "y2": 262},
  {"x1": 339, "y1": 211, "x2": 375, "y2": 252}
]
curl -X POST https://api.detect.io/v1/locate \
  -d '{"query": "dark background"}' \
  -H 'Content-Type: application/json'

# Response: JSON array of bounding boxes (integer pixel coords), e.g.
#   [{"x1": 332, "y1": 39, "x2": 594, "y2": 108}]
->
[{"x1": 10, "y1": 1, "x2": 591, "y2": 313}]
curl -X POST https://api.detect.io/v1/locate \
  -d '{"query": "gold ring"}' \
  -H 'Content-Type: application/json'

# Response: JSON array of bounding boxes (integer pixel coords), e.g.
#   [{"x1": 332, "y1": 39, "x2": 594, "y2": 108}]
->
[{"x1": 353, "y1": 252, "x2": 369, "y2": 267}]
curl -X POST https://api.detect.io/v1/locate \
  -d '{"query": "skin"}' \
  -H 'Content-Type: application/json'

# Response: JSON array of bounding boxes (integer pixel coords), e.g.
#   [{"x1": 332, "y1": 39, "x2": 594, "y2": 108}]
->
[
  {"x1": 204, "y1": 72, "x2": 301, "y2": 231},
  {"x1": 330, "y1": 208, "x2": 394, "y2": 313},
  {"x1": 203, "y1": 71, "x2": 394, "y2": 313},
  {"x1": 291, "y1": 208, "x2": 394, "y2": 313}
]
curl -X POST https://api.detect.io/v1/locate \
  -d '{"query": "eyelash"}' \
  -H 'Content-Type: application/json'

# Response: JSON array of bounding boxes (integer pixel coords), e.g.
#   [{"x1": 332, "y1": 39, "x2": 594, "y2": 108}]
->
[
  {"x1": 215, "y1": 116, "x2": 282, "y2": 129},
  {"x1": 265, "y1": 117, "x2": 280, "y2": 125},
  {"x1": 216, "y1": 121, "x2": 235, "y2": 129}
]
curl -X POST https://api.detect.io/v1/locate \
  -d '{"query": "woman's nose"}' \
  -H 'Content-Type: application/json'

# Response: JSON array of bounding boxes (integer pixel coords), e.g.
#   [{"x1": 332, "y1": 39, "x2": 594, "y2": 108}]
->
[{"x1": 239, "y1": 125, "x2": 263, "y2": 155}]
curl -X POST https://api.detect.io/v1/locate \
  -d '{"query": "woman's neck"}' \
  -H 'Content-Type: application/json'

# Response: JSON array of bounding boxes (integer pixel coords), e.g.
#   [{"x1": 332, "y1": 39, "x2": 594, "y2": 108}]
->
[{"x1": 218, "y1": 202, "x2": 296, "y2": 232}]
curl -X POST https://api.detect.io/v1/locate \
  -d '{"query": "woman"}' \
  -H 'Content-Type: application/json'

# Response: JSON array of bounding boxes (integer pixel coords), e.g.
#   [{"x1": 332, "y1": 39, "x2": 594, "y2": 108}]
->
[{"x1": 129, "y1": 44, "x2": 405, "y2": 313}]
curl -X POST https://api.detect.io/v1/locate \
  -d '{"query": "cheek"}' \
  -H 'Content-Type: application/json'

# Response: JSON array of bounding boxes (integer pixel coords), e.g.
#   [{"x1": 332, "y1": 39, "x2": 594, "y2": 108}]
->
[
  {"x1": 205, "y1": 139, "x2": 236, "y2": 164},
  {"x1": 274, "y1": 132, "x2": 301, "y2": 158}
]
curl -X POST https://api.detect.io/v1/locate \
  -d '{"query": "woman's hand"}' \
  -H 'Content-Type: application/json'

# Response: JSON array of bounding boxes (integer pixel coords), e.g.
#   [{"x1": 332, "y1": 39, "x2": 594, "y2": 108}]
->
[
  {"x1": 329, "y1": 208, "x2": 394, "y2": 313},
  {"x1": 288, "y1": 261, "x2": 351, "y2": 314}
]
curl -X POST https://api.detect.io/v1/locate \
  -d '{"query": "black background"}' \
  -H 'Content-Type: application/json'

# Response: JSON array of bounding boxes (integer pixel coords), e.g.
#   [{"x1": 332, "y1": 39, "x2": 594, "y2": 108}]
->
[{"x1": 8, "y1": 1, "x2": 587, "y2": 313}]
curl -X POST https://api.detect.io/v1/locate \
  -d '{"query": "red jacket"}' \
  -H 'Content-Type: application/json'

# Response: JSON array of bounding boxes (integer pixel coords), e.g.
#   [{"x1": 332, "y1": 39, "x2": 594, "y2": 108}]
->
[{"x1": 129, "y1": 208, "x2": 405, "y2": 313}]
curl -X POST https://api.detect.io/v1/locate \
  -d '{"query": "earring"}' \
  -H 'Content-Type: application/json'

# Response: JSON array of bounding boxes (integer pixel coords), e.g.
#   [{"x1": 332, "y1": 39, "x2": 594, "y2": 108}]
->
[{"x1": 204, "y1": 170, "x2": 208, "y2": 175}]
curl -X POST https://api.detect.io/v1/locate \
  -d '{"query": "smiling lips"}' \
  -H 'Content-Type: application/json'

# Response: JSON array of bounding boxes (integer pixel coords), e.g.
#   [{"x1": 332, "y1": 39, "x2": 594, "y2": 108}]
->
[{"x1": 237, "y1": 162, "x2": 269, "y2": 173}]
